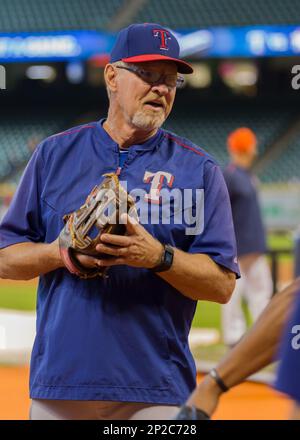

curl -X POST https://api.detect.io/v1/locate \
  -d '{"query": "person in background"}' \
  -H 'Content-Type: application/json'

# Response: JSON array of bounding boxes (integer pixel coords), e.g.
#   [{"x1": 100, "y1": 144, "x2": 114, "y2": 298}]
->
[
  {"x1": 222, "y1": 127, "x2": 273, "y2": 346},
  {"x1": 275, "y1": 287, "x2": 300, "y2": 420},
  {"x1": 173, "y1": 279, "x2": 300, "y2": 420}
]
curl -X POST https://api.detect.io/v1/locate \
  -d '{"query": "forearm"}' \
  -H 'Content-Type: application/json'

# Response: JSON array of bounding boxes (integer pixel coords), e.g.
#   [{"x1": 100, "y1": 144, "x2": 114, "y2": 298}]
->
[
  {"x1": 290, "y1": 404, "x2": 300, "y2": 420},
  {"x1": 0, "y1": 239, "x2": 63, "y2": 280},
  {"x1": 158, "y1": 248, "x2": 235, "y2": 303},
  {"x1": 213, "y1": 279, "x2": 300, "y2": 388}
]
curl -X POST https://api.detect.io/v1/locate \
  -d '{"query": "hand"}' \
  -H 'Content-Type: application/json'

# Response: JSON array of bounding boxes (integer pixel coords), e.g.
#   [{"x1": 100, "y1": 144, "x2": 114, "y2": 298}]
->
[
  {"x1": 94, "y1": 213, "x2": 164, "y2": 270},
  {"x1": 54, "y1": 237, "x2": 99, "y2": 270},
  {"x1": 185, "y1": 374, "x2": 223, "y2": 417},
  {"x1": 72, "y1": 252, "x2": 105, "y2": 270}
]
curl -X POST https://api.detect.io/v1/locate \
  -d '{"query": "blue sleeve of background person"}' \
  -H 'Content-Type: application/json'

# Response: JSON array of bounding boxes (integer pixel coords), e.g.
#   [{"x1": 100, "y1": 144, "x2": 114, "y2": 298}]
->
[
  {"x1": 188, "y1": 161, "x2": 240, "y2": 278},
  {"x1": 0, "y1": 145, "x2": 45, "y2": 248},
  {"x1": 222, "y1": 166, "x2": 236, "y2": 198},
  {"x1": 274, "y1": 292, "x2": 300, "y2": 404}
]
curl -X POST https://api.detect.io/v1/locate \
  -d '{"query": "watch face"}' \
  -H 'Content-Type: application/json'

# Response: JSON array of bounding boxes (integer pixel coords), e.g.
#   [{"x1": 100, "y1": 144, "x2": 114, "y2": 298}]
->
[
  {"x1": 152, "y1": 245, "x2": 174, "y2": 272},
  {"x1": 165, "y1": 250, "x2": 173, "y2": 266},
  {"x1": 163, "y1": 245, "x2": 174, "y2": 268}
]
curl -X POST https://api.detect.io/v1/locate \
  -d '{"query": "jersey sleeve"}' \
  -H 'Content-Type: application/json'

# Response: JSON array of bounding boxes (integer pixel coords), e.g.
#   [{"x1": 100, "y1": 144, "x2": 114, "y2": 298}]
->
[
  {"x1": 188, "y1": 161, "x2": 240, "y2": 277},
  {"x1": 274, "y1": 292, "x2": 300, "y2": 405},
  {"x1": 0, "y1": 145, "x2": 45, "y2": 249}
]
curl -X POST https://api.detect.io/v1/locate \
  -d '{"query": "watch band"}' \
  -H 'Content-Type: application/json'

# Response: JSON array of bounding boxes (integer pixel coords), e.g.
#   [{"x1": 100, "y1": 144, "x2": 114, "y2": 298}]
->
[
  {"x1": 209, "y1": 368, "x2": 229, "y2": 393},
  {"x1": 152, "y1": 244, "x2": 174, "y2": 272},
  {"x1": 173, "y1": 405, "x2": 210, "y2": 420}
]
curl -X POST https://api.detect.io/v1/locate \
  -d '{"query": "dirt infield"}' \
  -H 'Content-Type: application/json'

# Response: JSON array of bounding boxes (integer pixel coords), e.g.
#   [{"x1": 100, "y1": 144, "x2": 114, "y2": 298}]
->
[
  {"x1": 213, "y1": 380, "x2": 292, "y2": 420},
  {"x1": 0, "y1": 366, "x2": 292, "y2": 420},
  {"x1": 277, "y1": 260, "x2": 294, "y2": 287},
  {"x1": 0, "y1": 366, "x2": 30, "y2": 420}
]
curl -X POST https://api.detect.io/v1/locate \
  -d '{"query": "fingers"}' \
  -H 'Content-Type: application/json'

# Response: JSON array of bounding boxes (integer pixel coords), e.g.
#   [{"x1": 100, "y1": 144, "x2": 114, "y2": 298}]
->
[
  {"x1": 100, "y1": 233, "x2": 131, "y2": 246},
  {"x1": 74, "y1": 251, "x2": 125, "y2": 269},
  {"x1": 121, "y1": 212, "x2": 138, "y2": 225},
  {"x1": 122, "y1": 213, "x2": 140, "y2": 234},
  {"x1": 96, "y1": 257, "x2": 125, "y2": 267},
  {"x1": 74, "y1": 252, "x2": 102, "y2": 269},
  {"x1": 96, "y1": 243, "x2": 128, "y2": 257},
  {"x1": 100, "y1": 214, "x2": 142, "y2": 246}
]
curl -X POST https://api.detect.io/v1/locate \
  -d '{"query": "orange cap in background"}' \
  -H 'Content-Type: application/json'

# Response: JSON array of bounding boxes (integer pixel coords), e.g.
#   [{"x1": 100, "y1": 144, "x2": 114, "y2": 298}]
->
[{"x1": 227, "y1": 127, "x2": 257, "y2": 154}]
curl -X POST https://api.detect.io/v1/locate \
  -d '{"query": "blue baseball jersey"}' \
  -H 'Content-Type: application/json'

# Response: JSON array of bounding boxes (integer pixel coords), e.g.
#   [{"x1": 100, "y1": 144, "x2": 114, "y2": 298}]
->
[
  {"x1": 223, "y1": 164, "x2": 267, "y2": 257},
  {"x1": 275, "y1": 292, "x2": 300, "y2": 405},
  {"x1": 0, "y1": 119, "x2": 239, "y2": 404}
]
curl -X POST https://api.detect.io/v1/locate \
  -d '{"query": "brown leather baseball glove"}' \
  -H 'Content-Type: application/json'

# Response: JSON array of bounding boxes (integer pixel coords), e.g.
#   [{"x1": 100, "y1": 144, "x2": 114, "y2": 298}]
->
[{"x1": 59, "y1": 173, "x2": 137, "y2": 279}]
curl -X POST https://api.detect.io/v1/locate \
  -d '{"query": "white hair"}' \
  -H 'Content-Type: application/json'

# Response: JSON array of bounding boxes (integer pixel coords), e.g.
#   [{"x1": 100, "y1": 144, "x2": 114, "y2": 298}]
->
[{"x1": 105, "y1": 61, "x2": 132, "y2": 100}]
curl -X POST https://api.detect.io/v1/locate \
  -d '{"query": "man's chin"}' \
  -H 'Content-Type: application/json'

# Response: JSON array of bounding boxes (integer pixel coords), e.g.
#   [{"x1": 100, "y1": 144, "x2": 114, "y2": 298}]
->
[{"x1": 131, "y1": 112, "x2": 165, "y2": 131}]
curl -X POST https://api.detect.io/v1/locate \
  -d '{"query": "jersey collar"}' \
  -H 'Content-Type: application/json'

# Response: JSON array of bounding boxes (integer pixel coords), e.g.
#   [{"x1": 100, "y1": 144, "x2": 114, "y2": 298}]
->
[{"x1": 96, "y1": 118, "x2": 164, "y2": 152}]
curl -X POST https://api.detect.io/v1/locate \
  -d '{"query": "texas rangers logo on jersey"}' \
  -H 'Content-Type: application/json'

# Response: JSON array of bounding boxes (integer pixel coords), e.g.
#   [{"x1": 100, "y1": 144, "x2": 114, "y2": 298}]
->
[
  {"x1": 143, "y1": 171, "x2": 174, "y2": 203},
  {"x1": 152, "y1": 29, "x2": 171, "y2": 50}
]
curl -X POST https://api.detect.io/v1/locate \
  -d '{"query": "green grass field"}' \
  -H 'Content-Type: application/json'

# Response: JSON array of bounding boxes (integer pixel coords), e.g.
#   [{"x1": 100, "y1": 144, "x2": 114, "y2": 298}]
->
[
  {"x1": 267, "y1": 232, "x2": 293, "y2": 250},
  {"x1": 0, "y1": 284, "x2": 37, "y2": 311}
]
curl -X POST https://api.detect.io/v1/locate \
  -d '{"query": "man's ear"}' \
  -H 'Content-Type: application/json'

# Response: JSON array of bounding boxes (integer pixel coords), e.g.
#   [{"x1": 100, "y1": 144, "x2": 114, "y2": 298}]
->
[{"x1": 104, "y1": 64, "x2": 118, "y2": 94}]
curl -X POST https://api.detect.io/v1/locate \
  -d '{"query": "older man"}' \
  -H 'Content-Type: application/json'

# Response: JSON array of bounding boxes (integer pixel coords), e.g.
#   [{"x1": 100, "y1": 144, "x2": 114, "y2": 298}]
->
[{"x1": 0, "y1": 23, "x2": 239, "y2": 420}]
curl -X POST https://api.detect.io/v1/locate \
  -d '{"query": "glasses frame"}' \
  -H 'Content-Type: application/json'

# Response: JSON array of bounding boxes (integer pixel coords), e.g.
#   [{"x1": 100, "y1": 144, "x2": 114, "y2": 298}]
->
[{"x1": 115, "y1": 64, "x2": 185, "y2": 89}]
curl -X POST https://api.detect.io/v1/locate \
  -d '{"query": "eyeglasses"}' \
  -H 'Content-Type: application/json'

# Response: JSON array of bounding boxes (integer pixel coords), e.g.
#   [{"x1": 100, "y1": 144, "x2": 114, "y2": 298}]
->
[{"x1": 116, "y1": 65, "x2": 185, "y2": 89}]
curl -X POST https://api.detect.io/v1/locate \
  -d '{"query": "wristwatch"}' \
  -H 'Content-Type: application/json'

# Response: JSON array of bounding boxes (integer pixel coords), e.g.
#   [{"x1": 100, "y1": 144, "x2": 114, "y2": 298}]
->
[
  {"x1": 173, "y1": 405, "x2": 210, "y2": 420},
  {"x1": 152, "y1": 244, "x2": 174, "y2": 272},
  {"x1": 209, "y1": 368, "x2": 229, "y2": 392}
]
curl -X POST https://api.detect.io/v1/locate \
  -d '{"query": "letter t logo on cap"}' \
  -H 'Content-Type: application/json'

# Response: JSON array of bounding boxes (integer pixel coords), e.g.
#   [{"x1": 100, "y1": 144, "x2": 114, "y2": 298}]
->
[{"x1": 152, "y1": 29, "x2": 171, "y2": 50}]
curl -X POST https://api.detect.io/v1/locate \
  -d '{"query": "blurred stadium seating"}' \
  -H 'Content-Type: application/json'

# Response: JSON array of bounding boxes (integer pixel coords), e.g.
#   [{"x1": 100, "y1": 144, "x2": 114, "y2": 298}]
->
[
  {"x1": 1, "y1": 0, "x2": 299, "y2": 33},
  {"x1": 166, "y1": 104, "x2": 299, "y2": 182},
  {"x1": 0, "y1": 0, "x2": 124, "y2": 32},
  {"x1": 0, "y1": 113, "x2": 69, "y2": 181},
  {"x1": 261, "y1": 128, "x2": 300, "y2": 183},
  {"x1": 134, "y1": 0, "x2": 300, "y2": 27}
]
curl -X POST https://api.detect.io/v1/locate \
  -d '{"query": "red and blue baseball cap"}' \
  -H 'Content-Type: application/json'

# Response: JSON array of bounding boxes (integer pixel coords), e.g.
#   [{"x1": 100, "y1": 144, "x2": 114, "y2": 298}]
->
[{"x1": 110, "y1": 23, "x2": 193, "y2": 74}]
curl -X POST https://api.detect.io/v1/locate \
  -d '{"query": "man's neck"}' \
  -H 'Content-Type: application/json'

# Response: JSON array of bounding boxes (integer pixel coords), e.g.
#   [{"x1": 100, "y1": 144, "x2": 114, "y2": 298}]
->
[
  {"x1": 231, "y1": 157, "x2": 252, "y2": 170},
  {"x1": 103, "y1": 116, "x2": 158, "y2": 149}
]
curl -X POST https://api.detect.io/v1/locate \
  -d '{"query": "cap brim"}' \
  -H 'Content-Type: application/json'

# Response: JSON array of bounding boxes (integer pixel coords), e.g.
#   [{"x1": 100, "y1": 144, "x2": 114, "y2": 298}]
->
[{"x1": 122, "y1": 54, "x2": 193, "y2": 74}]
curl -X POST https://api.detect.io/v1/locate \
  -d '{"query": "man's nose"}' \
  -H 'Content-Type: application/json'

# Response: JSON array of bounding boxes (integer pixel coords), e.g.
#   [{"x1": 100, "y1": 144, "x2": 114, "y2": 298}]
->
[{"x1": 151, "y1": 82, "x2": 170, "y2": 95}]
